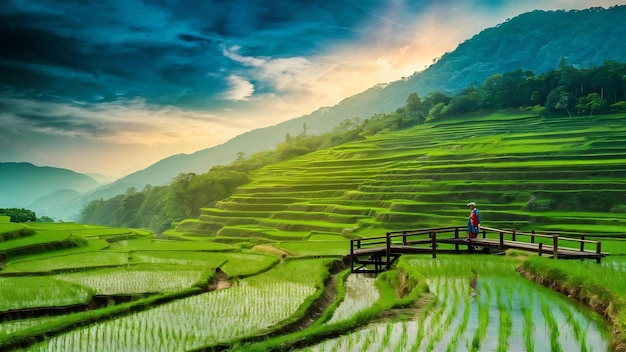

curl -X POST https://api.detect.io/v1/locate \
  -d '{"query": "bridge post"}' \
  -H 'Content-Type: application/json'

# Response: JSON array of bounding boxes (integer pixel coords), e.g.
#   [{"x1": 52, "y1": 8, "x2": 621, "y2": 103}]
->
[
  {"x1": 553, "y1": 235, "x2": 559, "y2": 259},
  {"x1": 538, "y1": 242, "x2": 543, "y2": 257},
  {"x1": 512, "y1": 229, "x2": 516, "y2": 242},
  {"x1": 499, "y1": 232, "x2": 504, "y2": 247},
  {"x1": 350, "y1": 240, "x2": 354, "y2": 273},
  {"x1": 385, "y1": 232, "x2": 392, "y2": 270},
  {"x1": 431, "y1": 232, "x2": 437, "y2": 258},
  {"x1": 596, "y1": 241, "x2": 602, "y2": 264},
  {"x1": 454, "y1": 228, "x2": 459, "y2": 252},
  {"x1": 580, "y1": 235, "x2": 585, "y2": 252},
  {"x1": 531, "y1": 230, "x2": 535, "y2": 244}
]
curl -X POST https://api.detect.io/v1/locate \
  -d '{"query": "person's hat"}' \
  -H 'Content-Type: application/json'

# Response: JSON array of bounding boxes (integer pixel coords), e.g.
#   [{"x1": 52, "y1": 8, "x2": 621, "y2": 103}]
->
[{"x1": 466, "y1": 202, "x2": 476, "y2": 207}]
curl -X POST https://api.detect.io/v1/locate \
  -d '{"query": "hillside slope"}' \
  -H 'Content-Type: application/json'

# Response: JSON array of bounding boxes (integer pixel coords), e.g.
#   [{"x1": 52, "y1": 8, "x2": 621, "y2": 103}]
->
[{"x1": 172, "y1": 112, "x2": 626, "y2": 242}]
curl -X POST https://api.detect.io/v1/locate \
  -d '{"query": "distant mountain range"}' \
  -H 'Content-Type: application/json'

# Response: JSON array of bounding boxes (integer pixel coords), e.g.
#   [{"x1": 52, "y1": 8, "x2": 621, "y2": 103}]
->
[
  {"x1": 0, "y1": 162, "x2": 100, "y2": 210},
  {"x1": 5, "y1": 5, "x2": 626, "y2": 220}
]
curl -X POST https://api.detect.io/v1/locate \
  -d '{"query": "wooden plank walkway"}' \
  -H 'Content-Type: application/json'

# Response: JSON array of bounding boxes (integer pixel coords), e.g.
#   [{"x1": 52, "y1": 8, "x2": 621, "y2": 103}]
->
[{"x1": 346, "y1": 226, "x2": 609, "y2": 273}]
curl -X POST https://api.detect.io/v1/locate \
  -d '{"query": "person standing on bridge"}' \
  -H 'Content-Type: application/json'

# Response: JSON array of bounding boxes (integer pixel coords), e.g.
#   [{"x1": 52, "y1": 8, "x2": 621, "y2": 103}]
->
[{"x1": 467, "y1": 202, "x2": 481, "y2": 239}]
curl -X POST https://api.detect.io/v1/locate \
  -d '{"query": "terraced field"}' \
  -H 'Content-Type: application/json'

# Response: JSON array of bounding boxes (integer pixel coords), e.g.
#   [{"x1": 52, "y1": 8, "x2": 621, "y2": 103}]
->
[
  {"x1": 0, "y1": 221, "x2": 333, "y2": 351},
  {"x1": 4, "y1": 112, "x2": 626, "y2": 351},
  {"x1": 172, "y1": 113, "x2": 626, "y2": 247}
]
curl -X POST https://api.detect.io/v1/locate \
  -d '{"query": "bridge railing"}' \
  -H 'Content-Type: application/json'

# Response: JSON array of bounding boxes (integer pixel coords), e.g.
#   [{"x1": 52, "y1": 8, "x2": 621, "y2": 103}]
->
[
  {"x1": 348, "y1": 226, "x2": 606, "y2": 272},
  {"x1": 480, "y1": 226, "x2": 602, "y2": 259},
  {"x1": 350, "y1": 225, "x2": 603, "y2": 258},
  {"x1": 386, "y1": 226, "x2": 463, "y2": 245}
]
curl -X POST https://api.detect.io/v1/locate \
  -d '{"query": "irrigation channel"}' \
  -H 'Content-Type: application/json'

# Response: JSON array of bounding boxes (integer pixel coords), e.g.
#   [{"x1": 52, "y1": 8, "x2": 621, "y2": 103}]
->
[{"x1": 301, "y1": 256, "x2": 610, "y2": 352}]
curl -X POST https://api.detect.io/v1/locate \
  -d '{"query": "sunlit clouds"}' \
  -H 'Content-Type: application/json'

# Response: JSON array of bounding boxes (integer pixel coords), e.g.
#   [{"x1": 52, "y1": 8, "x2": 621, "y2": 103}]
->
[
  {"x1": 1, "y1": 0, "x2": 624, "y2": 177},
  {"x1": 223, "y1": 75, "x2": 254, "y2": 101}
]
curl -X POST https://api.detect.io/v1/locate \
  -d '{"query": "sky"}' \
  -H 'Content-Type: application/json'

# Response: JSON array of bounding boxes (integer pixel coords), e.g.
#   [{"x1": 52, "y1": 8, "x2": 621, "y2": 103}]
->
[{"x1": 1, "y1": 0, "x2": 624, "y2": 178}]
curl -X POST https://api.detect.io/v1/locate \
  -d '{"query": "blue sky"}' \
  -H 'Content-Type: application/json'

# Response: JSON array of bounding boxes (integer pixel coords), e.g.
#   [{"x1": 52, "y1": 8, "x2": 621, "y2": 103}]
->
[{"x1": 1, "y1": 0, "x2": 623, "y2": 177}]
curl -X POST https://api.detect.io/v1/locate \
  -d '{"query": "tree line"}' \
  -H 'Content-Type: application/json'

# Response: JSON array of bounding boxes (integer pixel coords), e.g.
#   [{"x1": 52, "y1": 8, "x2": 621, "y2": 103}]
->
[
  {"x1": 392, "y1": 59, "x2": 626, "y2": 127},
  {"x1": 0, "y1": 208, "x2": 53, "y2": 222},
  {"x1": 78, "y1": 60, "x2": 626, "y2": 233}
]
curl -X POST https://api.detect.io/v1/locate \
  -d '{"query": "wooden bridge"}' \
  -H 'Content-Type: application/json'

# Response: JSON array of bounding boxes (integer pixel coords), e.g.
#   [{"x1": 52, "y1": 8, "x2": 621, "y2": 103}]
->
[{"x1": 346, "y1": 226, "x2": 609, "y2": 274}]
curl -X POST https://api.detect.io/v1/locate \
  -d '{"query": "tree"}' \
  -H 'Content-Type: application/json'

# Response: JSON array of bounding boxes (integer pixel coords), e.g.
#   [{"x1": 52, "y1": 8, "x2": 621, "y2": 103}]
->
[
  {"x1": 405, "y1": 93, "x2": 423, "y2": 124},
  {"x1": 426, "y1": 102, "x2": 446, "y2": 122},
  {"x1": 37, "y1": 215, "x2": 55, "y2": 222},
  {"x1": 0, "y1": 208, "x2": 36, "y2": 222},
  {"x1": 576, "y1": 93, "x2": 606, "y2": 116},
  {"x1": 546, "y1": 86, "x2": 572, "y2": 116},
  {"x1": 446, "y1": 88, "x2": 479, "y2": 115},
  {"x1": 112, "y1": 187, "x2": 145, "y2": 227},
  {"x1": 610, "y1": 101, "x2": 626, "y2": 113}
]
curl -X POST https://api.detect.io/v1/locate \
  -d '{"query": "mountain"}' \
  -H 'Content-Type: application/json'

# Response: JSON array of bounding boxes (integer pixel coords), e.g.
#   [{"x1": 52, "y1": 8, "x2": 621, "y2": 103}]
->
[
  {"x1": 0, "y1": 162, "x2": 100, "y2": 212},
  {"x1": 56, "y1": 6, "x2": 626, "y2": 217},
  {"x1": 111, "y1": 6, "x2": 626, "y2": 188}
]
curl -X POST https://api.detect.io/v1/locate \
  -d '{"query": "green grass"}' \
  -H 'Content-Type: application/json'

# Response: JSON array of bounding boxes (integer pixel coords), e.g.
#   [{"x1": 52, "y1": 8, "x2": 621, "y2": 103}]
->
[
  {"x1": 274, "y1": 240, "x2": 349, "y2": 257},
  {"x1": 3, "y1": 251, "x2": 130, "y2": 272},
  {"x1": 0, "y1": 222, "x2": 27, "y2": 235},
  {"x1": 0, "y1": 276, "x2": 93, "y2": 311},
  {"x1": 0, "y1": 231, "x2": 70, "y2": 250},
  {"x1": 131, "y1": 250, "x2": 279, "y2": 277},
  {"x1": 55, "y1": 264, "x2": 205, "y2": 294},
  {"x1": 104, "y1": 237, "x2": 235, "y2": 251}
]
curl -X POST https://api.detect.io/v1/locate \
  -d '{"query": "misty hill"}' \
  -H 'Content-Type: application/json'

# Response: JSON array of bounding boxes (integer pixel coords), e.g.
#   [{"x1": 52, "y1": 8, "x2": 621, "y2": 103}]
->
[
  {"x1": 58, "y1": 5, "x2": 626, "y2": 217},
  {"x1": 0, "y1": 162, "x2": 100, "y2": 210}
]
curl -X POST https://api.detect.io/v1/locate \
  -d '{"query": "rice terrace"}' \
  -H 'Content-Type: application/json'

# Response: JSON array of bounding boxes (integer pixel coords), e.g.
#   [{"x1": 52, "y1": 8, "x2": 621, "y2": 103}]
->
[{"x1": 3, "y1": 112, "x2": 626, "y2": 351}]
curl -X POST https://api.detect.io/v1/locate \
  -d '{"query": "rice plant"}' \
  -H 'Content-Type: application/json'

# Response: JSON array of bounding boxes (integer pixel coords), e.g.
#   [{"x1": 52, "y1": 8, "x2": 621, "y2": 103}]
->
[
  {"x1": 55, "y1": 265, "x2": 204, "y2": 294},
  {"x1": 521, "y1": 293, "x2": 536, "y2": 352},
  {"x1": 24, "y1": 280, "x2": 316, "y2": 351},
  {"x1": 0, "y1": 277, "x2": 92, "y2": 311},
  {"x1": 0, "y1": 317, "x2": 60, "y2": 340},
  {"x1": 300, "y1": 256, "x2": 610, "y2": 352},
  {"x1": 4, "y1": 251, "x2": 130, "y2": 272},
  {"x1": 325, "y1": 274, "x2": 379, "y2": 324},
  {"x1": 496, "y1": 285, "x2": 512, "y2": 352}
]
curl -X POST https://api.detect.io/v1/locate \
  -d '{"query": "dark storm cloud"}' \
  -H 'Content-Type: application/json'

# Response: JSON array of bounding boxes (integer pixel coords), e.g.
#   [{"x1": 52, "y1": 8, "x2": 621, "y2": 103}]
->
[{"x1": 0, "y1": 0, "x2": 392, "y2": 110}]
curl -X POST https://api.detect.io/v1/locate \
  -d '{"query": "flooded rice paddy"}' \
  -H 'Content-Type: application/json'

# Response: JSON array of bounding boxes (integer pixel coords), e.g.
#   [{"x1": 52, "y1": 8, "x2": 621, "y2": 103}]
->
[{"x1": 303, "y1": 257, "x2": 609, "y2": 352}]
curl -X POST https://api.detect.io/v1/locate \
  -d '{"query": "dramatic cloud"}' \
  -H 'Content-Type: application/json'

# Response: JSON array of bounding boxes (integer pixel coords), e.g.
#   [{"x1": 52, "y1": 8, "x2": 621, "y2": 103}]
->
[{"x1": 1, "y1": 0, "x2": 623, "y2": 176}]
